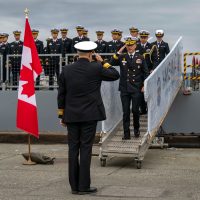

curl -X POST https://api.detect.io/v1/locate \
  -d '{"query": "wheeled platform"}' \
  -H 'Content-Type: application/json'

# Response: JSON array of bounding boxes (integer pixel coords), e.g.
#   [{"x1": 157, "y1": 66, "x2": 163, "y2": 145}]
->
[{"x1": 99, "y1": 115, "x2": 151, "y2": 169}]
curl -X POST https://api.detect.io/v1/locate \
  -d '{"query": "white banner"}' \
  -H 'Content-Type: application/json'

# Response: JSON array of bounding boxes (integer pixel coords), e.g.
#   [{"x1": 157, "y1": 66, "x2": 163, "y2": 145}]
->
[{"x1": 144, "y1": 37, "x2": 183, "y2": 136}]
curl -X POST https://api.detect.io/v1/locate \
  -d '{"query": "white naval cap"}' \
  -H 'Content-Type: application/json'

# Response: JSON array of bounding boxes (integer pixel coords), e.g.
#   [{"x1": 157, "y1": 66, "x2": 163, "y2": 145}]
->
[
  {"x1": 155, "y1": 29, "x2": 164, "y2": 35},
  {"x1": 74, "y1": 41, "x2": 97, "y2": 52}
]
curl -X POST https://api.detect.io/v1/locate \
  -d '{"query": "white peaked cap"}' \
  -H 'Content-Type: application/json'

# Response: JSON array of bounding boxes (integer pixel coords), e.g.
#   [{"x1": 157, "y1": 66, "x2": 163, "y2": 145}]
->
[
  {"x1": 155, "y1": 30, "x2": 164, "y2": 34},
  {"x1": 74, "y1": 41, "x2": 97, "y2": 52}
]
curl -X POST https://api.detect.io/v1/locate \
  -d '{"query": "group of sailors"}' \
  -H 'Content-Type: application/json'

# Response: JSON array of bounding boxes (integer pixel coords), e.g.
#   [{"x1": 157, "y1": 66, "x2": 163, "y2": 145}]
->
[{"x1": 0, "y1": 25, "x2": 169, "y2": 89}]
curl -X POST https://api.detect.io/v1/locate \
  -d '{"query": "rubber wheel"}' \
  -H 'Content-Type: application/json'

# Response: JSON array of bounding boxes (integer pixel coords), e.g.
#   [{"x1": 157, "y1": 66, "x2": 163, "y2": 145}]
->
[
  {"x1": 100, "y1": 158, "x2": 106, "y2": 167},
  {"x1": 136, "y1": 161, "x2": 142, "y2": 169}
]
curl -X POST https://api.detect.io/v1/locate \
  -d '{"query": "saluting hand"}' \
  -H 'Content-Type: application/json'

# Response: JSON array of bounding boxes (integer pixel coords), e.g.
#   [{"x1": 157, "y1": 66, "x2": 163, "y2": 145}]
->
[
  {"x1": 94, "y1": 53, "x2": 103, "y2": 62},
  {"x1": 117, "y1": 44, "x2": 126, "y2": 54}
]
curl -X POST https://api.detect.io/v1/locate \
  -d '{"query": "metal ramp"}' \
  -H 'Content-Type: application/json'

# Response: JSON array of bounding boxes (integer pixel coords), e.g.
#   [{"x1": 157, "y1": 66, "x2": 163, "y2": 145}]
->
[{"x1": 99, "y1": 115, "x2": 150, "y2": 169}]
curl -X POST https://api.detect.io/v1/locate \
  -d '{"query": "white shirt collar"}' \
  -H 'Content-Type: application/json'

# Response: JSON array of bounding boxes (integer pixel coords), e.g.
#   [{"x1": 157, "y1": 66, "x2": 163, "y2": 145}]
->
[
  {"x1": 141, "y1": 42, "x2": 147, "y2": 47},
  {"x1": 128, "y1": 52, "x2": 135, "y2": 57}
]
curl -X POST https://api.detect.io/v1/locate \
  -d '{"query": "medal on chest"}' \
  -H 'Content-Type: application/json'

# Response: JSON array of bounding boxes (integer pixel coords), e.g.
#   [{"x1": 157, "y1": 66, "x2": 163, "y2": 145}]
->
[{"x1": 122, "y1": 57, "x2": 127, "y2": 66}]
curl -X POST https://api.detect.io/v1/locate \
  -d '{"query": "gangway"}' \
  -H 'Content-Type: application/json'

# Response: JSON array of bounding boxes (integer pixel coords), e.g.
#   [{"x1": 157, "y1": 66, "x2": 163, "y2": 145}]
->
[
  {"x1": 99, "y1": 115, "x2": 148, "y2": 169},
  {"x1": 99, "y1": 37, "x2": 183, "y2": 169}
]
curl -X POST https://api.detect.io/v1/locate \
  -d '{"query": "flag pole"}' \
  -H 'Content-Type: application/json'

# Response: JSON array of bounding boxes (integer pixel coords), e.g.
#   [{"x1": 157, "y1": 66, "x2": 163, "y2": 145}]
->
[{"x1": 22, "y1": 8, "x2": 36, "y2": 165}]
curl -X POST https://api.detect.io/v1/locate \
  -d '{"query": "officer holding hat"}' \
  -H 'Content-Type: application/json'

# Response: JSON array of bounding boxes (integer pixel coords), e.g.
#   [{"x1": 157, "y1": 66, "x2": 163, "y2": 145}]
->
[
  {"x1": 95, "y1": 31, "x2": 107, "y2": 53},
  {"x1": 137, "y1": 30, "x2": 158, "y2": 72},
  {"x1": 46, "y1": 28, "x2": 62, "y2": 89},
  {"x1": 58, "y1": 41, "x2": 119, "y2": 195},
  {"x1": 9, "y1": 30, "x2": 23, "y2": 89},
  {"x1": 151, "y1": 30, "x2": 170, "y2": 65},
  {"x1": 71, "y1": 25, "x2": 89, "y2": 53},
  {"x1": 110, "y1": 36, "x2": 149, "y2": 139},
  {"x1": 58, "y1": 28, "x2": 72, "y2": 65}
]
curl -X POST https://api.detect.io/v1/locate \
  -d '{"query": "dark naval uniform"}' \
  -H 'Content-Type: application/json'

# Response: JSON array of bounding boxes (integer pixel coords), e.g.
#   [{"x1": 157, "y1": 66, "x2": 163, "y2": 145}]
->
[
  {"x1": 110, "y1": 52, "x2": 149, "y2": 139},
  {"x1": 34, "y1": 39, "x2": 44, "y2": 88},
  {"x1": 151, "y1": 40, "x2": 170, "y2": 66},
  {"x1": 136, "y1": 42, "x2": 158, "y2": 71},
  {"x1": 95, "y1": 40, "x2": 107, "y2": 53},
  {"x1": 71, "y1": 36, "x2": 89, "y2": 53},
  {"x1": 46, "y1": 38, "x2": 62, "y2": 88},
  {"x1": 9, "y1": 40, "x2": 23, "y2": 87},
  {"x1": 58, "y1": 55, "x2": 119, "y2": 192},
  {"x1": 58, "y1": 37, "x2": 72, "y2": 65},
  {"x1": 0, "y1": 42, "x2": 7, "y2": 82},
  {"x1": 107, "y1": 40, "x2": 124, "y2": 53}
]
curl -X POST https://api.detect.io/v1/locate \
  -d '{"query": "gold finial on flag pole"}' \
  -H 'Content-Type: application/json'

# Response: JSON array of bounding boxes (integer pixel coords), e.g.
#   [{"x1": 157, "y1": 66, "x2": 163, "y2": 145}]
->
[{"x1": 24, "y1": 8, "x2": 29, "y2": 18}]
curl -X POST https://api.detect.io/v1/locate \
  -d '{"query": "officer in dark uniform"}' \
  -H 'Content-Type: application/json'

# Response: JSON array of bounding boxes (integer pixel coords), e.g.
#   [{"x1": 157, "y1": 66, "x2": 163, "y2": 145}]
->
[
  {"x1": 32, "y1": 29, "x2": 44, "y2": 89},
  {"x1": 43, "y1": 37, "x2": 51, "y2": 76},
  {"x1": 0, "y1": 34, "x2": 6, "y2": 83},
  {"x1": 95, "y1": 31, "x2": 107, "y2": 54},
  {"x1": 151, "y1": 30, "x2": 170, "y2": 66},
  {"x1": 9, "y1": 31, "x2": 23, "y2": 89},
  {"x1": 58, "y1": 28, "x2": 72, "y2": 65},
  {"x1": 57, "y1": 41, "x2": 119, "y2": 194},
  {"x1": 1, "y1": 33, "x2": 10, "y2": 83},
  {"x1": 137, "y1": 30, "x2": 158, "y2": 72},
  {"x1": 107, "y1": 29, "x2": 124, "y2": 53},
  {"x1": 71, "y1": 25, "x2": 90, "y2": 53},
  {"x1": 46, "y1": 29, "x2": 62, "y2": 89},
  {"x1": 110, "y1": 37, "x2": 149, "y2": 139},
  {"x1": 136, "y1": 30, "x2": 158, "y2": 114}
]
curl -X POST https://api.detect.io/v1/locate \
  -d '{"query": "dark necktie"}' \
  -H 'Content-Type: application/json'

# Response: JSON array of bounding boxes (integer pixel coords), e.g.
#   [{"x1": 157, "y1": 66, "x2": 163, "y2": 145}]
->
[{"x1": 130, "y1": 55, "x2": 133, "y2": 62}]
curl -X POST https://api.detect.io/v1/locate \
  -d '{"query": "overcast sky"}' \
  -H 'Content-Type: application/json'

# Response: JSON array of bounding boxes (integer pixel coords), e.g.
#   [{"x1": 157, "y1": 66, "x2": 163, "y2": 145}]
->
[{"x1": 1, "y1": 0, "x2": 200, "y2": 51}]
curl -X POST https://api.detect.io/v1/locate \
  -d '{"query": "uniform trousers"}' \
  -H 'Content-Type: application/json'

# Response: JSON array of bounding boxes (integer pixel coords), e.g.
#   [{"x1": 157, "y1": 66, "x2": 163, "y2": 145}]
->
[
  {"x1": 120, "y1": 92, "x2": 142, "y2": 138},
  {"x1": 66, "y1": 121, "x2": 97, "y2": 191}
]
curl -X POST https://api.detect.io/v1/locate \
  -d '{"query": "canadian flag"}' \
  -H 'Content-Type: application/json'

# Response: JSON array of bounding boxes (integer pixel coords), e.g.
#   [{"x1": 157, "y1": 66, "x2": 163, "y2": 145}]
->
[{"x1": 16, "y1": 18, "x2": 42, "y2": 138}]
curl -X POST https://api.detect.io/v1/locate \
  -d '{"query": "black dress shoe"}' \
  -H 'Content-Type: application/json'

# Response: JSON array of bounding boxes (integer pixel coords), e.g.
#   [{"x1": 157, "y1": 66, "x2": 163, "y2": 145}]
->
[
  {"x1": 134, "y1": 130, "x2": 140, "y2": 138},
  {"x1": 140, "y1": 110, "x2": 147, "y2": 115},
  {"x1": 79, "y1": 187, "x2": 97, "y2": 195},
  {"x1": 122, "y1": 137, "x2": 131, "y2": 140},
  {"x1": 71, "y1": 190, "x2": 79, "y2": 195}
]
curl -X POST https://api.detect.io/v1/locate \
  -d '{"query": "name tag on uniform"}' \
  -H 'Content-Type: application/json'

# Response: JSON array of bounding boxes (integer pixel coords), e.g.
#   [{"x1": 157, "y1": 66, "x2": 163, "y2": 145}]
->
[
  {"x1": 109, "y1": 44, "x2": 112, "y2": 46},
  {"x1": 49, "y1": 43, "x2": 52, "y2": 45},
  {"x1": 75, "y1": 41, "x2": 78, "y2": 43},
  {"x1": 136, "y1": 59, "x2": 142, "y2": 64}
]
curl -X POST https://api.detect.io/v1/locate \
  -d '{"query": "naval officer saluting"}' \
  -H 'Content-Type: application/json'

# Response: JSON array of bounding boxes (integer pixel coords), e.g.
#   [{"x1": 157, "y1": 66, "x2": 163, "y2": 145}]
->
[
  {"x1": 57, "y1": 41, "x2": 119, "y2": 195},
  {"x1": 110, "y1": 36, "x2": 149, "y2": 139}
]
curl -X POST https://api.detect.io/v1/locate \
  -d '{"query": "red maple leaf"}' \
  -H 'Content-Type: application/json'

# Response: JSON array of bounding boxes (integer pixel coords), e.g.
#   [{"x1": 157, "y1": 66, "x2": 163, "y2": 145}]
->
[{"x1": 20, "y1": 65, "x2": 35, "y2": 97}]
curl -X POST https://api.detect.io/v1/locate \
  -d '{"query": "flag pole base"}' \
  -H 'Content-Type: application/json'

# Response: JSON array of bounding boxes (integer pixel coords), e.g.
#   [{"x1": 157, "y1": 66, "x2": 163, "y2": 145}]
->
[{"x1": 23, "y1": 158, "x2": 36, "y2": 165}]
